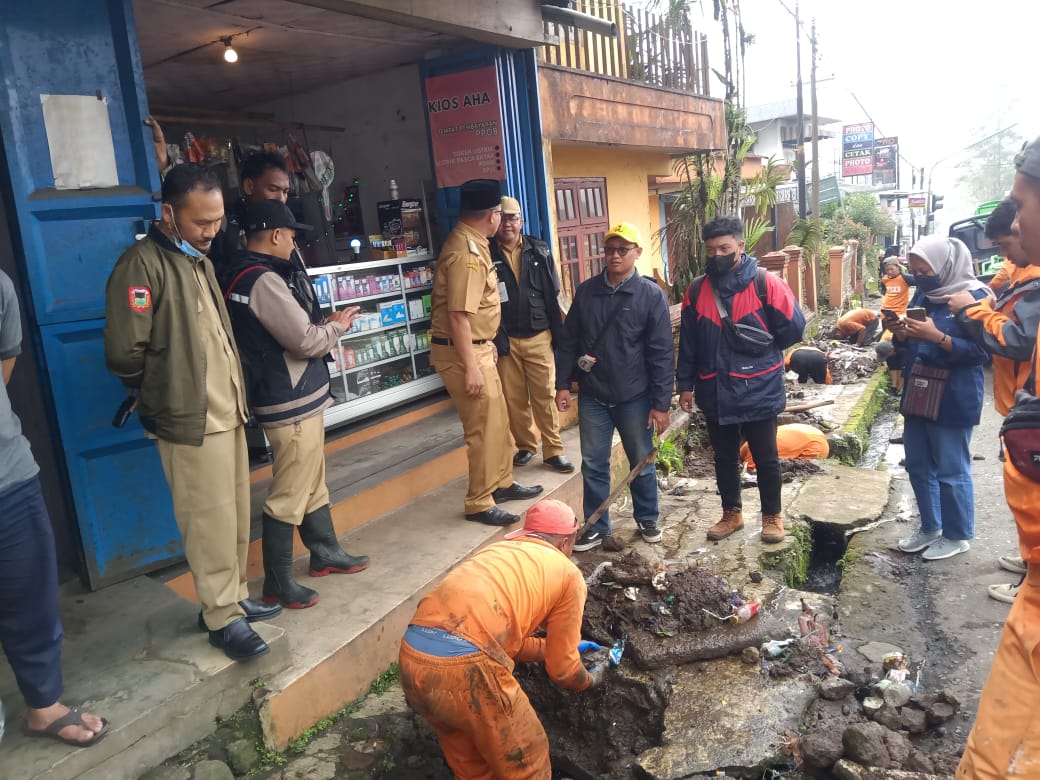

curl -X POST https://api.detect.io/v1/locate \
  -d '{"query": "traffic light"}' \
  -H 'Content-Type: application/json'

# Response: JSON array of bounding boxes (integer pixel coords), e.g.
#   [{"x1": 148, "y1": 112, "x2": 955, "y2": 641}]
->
[{"x1": 931, "y1": 194, "x2": 944, "y2": 212}]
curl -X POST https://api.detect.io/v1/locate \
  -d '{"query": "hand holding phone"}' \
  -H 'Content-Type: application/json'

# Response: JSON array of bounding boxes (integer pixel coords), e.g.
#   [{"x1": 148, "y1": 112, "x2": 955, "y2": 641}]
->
[{"x1": 905, "y1": 307, "x2": 926, "y2": 322}]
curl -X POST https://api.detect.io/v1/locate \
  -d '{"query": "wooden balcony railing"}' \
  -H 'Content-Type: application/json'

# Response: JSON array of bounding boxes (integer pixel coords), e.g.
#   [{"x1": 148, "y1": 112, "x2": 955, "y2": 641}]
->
[{"x1": 541, "y1": 0, "x2": 710, "y2": 96}]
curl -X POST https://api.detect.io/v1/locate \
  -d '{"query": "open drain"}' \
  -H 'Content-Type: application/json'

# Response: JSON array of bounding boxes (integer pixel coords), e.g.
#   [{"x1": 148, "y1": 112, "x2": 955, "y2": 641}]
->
[{"x1": 804, "y1": 522, "x2": 849, "y2": 594}]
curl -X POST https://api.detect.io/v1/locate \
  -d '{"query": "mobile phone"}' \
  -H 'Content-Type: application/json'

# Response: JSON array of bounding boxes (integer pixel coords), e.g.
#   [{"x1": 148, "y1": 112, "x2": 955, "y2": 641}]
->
[
  {"x1": 905, "y1": 307, "x2": 926, "y2": 321},
  {"x1": 881, "y1": 308, "x2": 898, "y2": 321},
  {"x1": 112, "y1": 394, "x2": 136, "y2": 428}
]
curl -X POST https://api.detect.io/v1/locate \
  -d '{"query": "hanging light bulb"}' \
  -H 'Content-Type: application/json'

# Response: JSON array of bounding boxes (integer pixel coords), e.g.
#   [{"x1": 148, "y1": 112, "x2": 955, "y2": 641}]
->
[{"x1": 222, "y1": 38, "x2": 238, "y2": 63}]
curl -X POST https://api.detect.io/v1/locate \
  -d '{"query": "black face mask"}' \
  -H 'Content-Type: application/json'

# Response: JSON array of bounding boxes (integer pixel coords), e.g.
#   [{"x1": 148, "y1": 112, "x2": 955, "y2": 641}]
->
[{"x1": 706, "y1": 252, "x2": 738, "y2": 276}]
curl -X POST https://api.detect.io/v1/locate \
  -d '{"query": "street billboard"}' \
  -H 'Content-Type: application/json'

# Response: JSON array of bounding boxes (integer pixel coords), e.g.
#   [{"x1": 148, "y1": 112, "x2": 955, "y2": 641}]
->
[
  {"x1": 873, "y1": 136, "x2": 899, "y2": 187},
  {"x1": 842, "y1": 122, "x2": 874, "y2": 178}
]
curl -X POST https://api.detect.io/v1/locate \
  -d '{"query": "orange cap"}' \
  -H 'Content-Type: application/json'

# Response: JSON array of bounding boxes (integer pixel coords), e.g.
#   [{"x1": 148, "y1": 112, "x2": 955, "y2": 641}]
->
[{"x1": 504, "y1": 499, "x2": 578, "y2": 539}]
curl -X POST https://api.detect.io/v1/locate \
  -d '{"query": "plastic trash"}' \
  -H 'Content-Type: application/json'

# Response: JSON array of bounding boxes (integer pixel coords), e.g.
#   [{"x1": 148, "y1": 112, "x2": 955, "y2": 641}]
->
[
  {"x1": 762, "y1": 638, "x2": 796, "y2": 657},
  {"x1": 609, "y1": 636, "x2": 627, "y2": 667}
]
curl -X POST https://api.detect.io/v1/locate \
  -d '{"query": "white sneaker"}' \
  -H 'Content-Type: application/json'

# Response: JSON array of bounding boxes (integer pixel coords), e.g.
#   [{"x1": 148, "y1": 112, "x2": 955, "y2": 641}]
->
[
  {"x1": 921, "y1": 538, "x2": 970, "y2": 560},
  {"x1": 898, "y1": 529, "x2": 941, "y2": 553},
  {"x1": 988, "y1": 581, "x2": 1022, "y2": 604},
  {"x1": 999, "y1": 555, "x2": 1027, "y2": 575}
]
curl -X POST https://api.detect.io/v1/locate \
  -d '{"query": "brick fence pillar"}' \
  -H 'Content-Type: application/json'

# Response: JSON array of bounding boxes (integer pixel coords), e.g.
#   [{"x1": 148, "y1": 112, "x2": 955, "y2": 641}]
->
[
  {"x1": 781, "y1": 245, "x2": 804, "y2": 308},
  {"x1": 759, "y1": 250, "x2": 790, "y2": 281},
  {"x1": 828, "y1": 246, "x2": 846, "y2": 308}
]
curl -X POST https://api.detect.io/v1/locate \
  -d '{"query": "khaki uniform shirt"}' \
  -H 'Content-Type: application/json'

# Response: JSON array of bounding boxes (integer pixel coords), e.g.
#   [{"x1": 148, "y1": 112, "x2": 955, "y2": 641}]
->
[
  {"x1": 504, "y1": 237, "x2": 523, "y2": 282},
  {"x1": 431, "y1": 221, "x2": 501, "y2": 341},
  {"x1": 191, "y1": 260, "x2": 248, "y2": 433}
]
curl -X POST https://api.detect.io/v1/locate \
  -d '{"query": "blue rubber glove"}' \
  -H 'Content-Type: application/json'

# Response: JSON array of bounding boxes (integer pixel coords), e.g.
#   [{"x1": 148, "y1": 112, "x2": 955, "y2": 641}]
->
[{"x1": 577, "y1": 641, "x2": 602, "y2": 654}]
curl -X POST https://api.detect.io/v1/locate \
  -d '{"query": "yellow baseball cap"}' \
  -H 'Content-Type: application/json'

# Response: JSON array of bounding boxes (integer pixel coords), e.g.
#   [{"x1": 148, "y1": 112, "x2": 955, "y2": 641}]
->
[
  {"x1": 605, "y1": 222, "x2": 641, "y2": 245},
  {"x1": 500, "y1": 196, "x2": 522, "y2": 215}
]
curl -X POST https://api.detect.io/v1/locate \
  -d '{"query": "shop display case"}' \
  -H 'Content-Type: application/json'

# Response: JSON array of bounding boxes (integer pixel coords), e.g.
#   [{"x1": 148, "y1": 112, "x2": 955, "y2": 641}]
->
[{"x1": 309, "y1": 252, "x2": 441, "y2": 427}]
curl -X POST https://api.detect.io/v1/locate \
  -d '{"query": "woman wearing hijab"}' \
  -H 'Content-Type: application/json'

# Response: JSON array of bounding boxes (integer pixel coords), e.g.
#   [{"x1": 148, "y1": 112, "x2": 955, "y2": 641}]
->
[{"x1": 890, "y1": 236, "x2": 992, "y2": 561}]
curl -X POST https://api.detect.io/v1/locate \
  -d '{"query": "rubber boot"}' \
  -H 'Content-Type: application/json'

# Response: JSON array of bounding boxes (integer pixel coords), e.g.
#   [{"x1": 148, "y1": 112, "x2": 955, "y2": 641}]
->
[
  {"x1": 299, "y1": 504, "x2": 370, "y2": 577},
  {"x1": 261, "y1": 513, "x2": 319, "y2": 609}
]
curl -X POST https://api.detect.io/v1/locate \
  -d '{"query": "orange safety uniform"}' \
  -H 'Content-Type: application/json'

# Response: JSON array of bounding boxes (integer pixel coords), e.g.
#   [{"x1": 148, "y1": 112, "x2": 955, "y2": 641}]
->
[
  {"x1": 784, "y1": 346, "x2": 832, "y2": 384},
  {"x1": 959, "y1": 264, "x2": 1040, "y2": 415},
  {"x1": 400, "y1": 538, "x2": 591, "y2": 779},
  {"x1": 880, "y1": 273, "x2": 910, "y2": 317},
  {"x1": 740, "y1": 423, "x2": 829, "y2": 470},
  {"x1": 957, "y1": 322, "x2": 1040, "y2": 778},
  {"x1": 987, "y1": 257, "x2": 1015, "y2": 293},
  {"x1": 835, "y1": 308, "x2": 879, "y2": 338}
]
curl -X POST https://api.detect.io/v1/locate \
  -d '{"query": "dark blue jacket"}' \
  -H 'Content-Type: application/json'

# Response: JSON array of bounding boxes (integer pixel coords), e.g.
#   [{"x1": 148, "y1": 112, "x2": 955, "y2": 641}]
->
[
  {"x1": 677, "y1": 256, "x2": 805, "y2": 424},
  {"x1": 900, "y1": 287, "x2": 990, "y2": 427},
  {"x1": 555, "y1": 269, "x2": 674, "y2": 410}
]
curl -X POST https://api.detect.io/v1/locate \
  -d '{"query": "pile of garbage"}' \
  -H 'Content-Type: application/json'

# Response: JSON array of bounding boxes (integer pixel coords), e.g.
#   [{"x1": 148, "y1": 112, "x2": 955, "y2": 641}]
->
[
  {"x1": 799, "y1": 338, "x2": 882, "y2": 384},
  {"x1": 579, "y1": 553, "x2": 788, "y2": 670}
]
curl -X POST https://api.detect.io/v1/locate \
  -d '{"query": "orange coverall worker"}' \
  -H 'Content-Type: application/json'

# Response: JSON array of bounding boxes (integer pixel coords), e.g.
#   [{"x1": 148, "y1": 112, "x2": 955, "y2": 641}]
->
[
  {"x1": 957, "y1": 323, "x2": 1040, "y2": 778},
  {"x1": 835, "y1": 309, "x2": 879, "y2": 341},
  {"x1": 740, "y1": 423, "x2": 829, "y2": 470},
  {"x1": 881, "y1": 272, "x2": 910, "y2": 317},
  {"x1": 399, "y1": 538, "x2": 592, "y2": 779},
  {"x1": 987, "y1": 257, "x2": 1015, "y2": 293},
  {"x1": 957, "y1": 265, "x2": 1040, "y2": 415}
]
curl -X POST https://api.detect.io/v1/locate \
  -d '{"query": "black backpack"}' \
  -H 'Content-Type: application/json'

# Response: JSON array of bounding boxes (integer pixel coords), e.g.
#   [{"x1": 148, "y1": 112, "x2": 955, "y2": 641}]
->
[{"x1": 688, "y1": 267, "x2": 769, "y2": 311}]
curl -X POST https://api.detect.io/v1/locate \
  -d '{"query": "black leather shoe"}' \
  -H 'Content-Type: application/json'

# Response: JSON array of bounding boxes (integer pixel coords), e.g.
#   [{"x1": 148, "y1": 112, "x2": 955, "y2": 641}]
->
[
  {"x1": 464, "y1": 506, "x2": 520, "y2": 526},
  {"x1": 513, "y1": 450, "x2": 534, "y2": 466},
  {"x1": 209, "y1": 617, "x2": 270, "y2": 662},
  {"x1": 493, "y1": 483, "x2": 544, "y2": 503},
  {"x1": 197, "y1": 599, "x2": 283, "y2": 632},
  {"x1": 543, "y1": 455, "x2": 575, "y2": 473}
]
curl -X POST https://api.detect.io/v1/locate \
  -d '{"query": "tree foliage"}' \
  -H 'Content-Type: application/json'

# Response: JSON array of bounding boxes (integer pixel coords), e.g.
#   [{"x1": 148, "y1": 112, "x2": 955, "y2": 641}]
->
[{"x1": 955, "y1": 126, "x2": 1023, "y2": 205}]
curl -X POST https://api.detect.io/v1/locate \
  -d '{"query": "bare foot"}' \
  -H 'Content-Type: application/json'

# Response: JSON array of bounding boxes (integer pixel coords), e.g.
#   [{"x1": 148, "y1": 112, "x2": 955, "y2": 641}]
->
[{"x1": 26, "y1": 702, "x2": 106, "y2": 744}]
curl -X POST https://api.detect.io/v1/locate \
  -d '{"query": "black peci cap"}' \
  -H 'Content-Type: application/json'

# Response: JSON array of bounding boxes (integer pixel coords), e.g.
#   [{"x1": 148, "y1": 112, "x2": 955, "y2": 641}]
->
[
  {"x1": 243, "y1": 200, "x2": 312, "y2": 234},
  {"x1": 459, "y1": 179, "x2": 502, "y2": 212}
]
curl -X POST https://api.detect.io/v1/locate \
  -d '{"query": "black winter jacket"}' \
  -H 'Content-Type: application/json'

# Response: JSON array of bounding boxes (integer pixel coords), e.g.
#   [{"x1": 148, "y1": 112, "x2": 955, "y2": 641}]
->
[
  {"x1": 555, "y1": 269, "x2": 674, "y2": 410},
  {"x1": 490, "y1": 235, "x2": 564, "y2": 345}
]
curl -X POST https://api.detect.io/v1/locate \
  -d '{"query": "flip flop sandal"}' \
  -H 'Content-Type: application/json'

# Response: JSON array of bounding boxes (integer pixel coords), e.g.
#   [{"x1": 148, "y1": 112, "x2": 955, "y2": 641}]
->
[{"x1": 23, "y1": 706, "x2": 109, "y2": 747}]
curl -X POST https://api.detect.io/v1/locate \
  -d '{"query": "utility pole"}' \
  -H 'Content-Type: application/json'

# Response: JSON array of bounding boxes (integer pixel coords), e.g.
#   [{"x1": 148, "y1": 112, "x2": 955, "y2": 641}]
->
[
  {"x1": 794, "y1": 0, "x2": 807, "y2": 220},
  {"x1": 809, "y1": 18, "x2": 819, "y2": 222}
]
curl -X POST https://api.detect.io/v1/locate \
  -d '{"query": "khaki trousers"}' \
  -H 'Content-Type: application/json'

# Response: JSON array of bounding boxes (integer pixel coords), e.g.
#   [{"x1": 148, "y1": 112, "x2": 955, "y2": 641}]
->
[
  {"x1": 433, "y1": 342, "x2": 513, "y2": 514},
  {"x1": 496, "y1": 330, "x2": 564, "y2": 458},
  {"x1": 957, "y1": 564, "x2": 1040, "y2": 778},
  {"x1": 157, "y1": 426, "x2": 249, "y2": 630},
  {"x1": 263, "y1": 414, "x2": 330, "y2": 524}
]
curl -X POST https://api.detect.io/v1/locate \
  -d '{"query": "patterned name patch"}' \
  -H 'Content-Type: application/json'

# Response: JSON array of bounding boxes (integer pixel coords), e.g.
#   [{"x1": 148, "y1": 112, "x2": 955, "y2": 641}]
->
[{"x1": 128, "y1": 286, "x2": 152, "y2": 312}]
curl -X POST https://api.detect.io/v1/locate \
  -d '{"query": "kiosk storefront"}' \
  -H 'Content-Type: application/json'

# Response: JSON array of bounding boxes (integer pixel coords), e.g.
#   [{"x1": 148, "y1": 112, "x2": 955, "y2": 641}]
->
[{"x1": 0, "y1": 0, "x2": 549, "y2": 587}]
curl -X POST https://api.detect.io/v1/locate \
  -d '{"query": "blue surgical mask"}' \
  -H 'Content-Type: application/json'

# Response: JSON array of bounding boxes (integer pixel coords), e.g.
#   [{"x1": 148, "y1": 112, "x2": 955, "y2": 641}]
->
[
  {"x1": 168, "y1": 207, "x2": 205, "y2": 258},
  {"x1": 915, "y1": 275, "x2": 942, "y2": 291}
]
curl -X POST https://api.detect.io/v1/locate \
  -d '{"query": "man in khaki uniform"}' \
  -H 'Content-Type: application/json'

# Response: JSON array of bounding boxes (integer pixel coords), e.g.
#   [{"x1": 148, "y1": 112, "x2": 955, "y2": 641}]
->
[
  {"x1": 491, "y1": 196, "x2": 573, "y2": 474},
  {"x1": 430, "y1": 179, "x2": 542, "y2": 526},
  {"x1": 105, "y1": 164, "x2": 279, "y2": 662}
]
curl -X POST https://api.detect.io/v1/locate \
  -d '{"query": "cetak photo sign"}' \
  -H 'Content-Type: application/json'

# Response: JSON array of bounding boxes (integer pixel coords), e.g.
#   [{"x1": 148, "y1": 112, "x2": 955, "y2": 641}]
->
[
  {"x1": 424, "y1": 65, "x2": 504, "y2": 188},
  {"x1": 842, "y1": 122, "x2": 874, "y2": 178}
]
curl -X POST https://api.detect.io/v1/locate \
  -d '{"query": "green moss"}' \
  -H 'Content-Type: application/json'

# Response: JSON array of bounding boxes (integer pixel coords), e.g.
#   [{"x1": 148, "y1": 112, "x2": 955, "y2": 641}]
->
[
  {"x1": 830, "y1": 367, "x2": 889, "y2": 464},
  {"x1": 369, "y1": 663, "x2": 400, "y2": 696},
  {"x1": 779, "y1": 522, "x2": 812, "y2": 589}
]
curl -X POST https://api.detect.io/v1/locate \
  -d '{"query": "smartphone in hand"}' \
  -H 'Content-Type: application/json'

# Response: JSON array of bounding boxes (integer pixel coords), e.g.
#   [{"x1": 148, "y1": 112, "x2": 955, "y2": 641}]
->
[{"x1": 905, "y1": 307, "x2": 926, "y2": 321}]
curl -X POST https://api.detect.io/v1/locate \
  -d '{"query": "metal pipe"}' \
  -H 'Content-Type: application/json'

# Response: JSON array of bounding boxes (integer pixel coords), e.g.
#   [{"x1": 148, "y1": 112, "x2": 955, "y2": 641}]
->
[{"x1": 541, "y1": 4, "x2": 617, "y2": 38}]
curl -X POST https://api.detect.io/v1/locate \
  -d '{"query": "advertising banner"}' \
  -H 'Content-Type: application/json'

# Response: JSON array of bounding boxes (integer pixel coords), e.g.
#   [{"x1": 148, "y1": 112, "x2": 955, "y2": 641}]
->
[
  {"x1": 873, "y1": 136, "x2": 899, "y2": 187},
  {"x1": 842, "y1": 122, "x2": 874, "y2": 178},
  {"x1": 424, "y1": 65, "x2": 504, "y2": 188}
]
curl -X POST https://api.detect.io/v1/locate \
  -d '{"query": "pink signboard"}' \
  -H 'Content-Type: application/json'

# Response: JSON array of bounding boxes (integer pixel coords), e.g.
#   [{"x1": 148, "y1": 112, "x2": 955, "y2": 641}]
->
[{"x1": 425, "y1": 65, "x2": 504, "y2": 188}]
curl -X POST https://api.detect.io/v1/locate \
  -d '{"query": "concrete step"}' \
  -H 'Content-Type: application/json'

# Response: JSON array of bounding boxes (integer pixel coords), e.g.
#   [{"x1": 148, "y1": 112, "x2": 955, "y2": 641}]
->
[
  {"x1": 254, "y1": 422, "x2": 587, "y2": 749},
  {"x1": 0, "y1": 576, "x2": 290, "y2": 780}
]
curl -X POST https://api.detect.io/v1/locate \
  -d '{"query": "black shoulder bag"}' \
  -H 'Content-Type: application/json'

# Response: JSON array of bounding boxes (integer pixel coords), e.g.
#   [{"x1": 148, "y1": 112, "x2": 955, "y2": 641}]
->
[
  {"x1": 1000, "y1": 354, "x2": 1040, "y2": 483},
  {"x1": 709, "y1": 280, "x2": 776, "y2": 356}
]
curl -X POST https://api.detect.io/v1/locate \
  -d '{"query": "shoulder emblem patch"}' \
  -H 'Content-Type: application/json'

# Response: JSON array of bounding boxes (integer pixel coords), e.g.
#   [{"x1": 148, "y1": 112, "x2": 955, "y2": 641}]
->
[{"x1": 128, "y1": 286, "x2": 152, "y2": 312}]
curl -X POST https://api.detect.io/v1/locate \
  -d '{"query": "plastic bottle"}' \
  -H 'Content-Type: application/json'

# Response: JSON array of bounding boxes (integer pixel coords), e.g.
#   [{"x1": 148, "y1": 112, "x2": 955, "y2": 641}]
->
[{"x1": 733, "y1": 599, "x2": 761, "y2": 623}]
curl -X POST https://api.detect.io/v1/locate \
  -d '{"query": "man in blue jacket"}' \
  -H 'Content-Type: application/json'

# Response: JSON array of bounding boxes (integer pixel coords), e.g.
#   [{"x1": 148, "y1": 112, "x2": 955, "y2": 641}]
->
[
  {"x1": 555, "y1": 222, "x2": 675, "y2": 551},
  {"x1": 677, "y1": 216, "x2": 805, "y2": 544}
]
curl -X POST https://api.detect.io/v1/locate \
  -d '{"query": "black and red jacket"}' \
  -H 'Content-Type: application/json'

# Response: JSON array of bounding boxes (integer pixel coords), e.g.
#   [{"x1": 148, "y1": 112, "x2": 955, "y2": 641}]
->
[{"x1": 677, "y1": 256, "x2": 805, "y2": 424}]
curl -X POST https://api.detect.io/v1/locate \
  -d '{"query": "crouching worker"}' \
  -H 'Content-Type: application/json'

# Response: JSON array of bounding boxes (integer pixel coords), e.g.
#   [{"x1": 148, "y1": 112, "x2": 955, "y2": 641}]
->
[
  {"x1": 399, "y1": 499, "x2": 606, "y2": 778},
  {"x1": 221, "y1": 201, "x2": 368, "y2": 610},
  {"x1": 741, "y1": 423, "x2": 830, "y2": 472}
]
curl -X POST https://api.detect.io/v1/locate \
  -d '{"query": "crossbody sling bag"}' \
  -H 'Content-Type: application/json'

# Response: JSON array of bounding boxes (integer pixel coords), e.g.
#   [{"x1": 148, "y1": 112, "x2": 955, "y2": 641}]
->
[
  {"x1": 708, "y1": 275, "x2": 776, "y2": 356},
  {"x1": 1000, "y1": 352, "x2": 1040, "y2": 483}
]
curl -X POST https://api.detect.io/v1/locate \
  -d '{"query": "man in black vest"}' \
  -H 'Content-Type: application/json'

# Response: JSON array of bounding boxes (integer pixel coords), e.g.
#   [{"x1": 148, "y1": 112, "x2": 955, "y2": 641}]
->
[
  {"x1": 491, "y1": 196, "x2": 573, "y2": 474},
  {"x1": 221, "y1": 201, "x2": 369, "y2": 610}
]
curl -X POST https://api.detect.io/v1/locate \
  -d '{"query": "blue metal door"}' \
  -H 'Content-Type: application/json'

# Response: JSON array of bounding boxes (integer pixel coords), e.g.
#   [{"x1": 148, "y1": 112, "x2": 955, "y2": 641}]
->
[{"x1": 0, "y1": 0, "x2": 182, "y2": 587}]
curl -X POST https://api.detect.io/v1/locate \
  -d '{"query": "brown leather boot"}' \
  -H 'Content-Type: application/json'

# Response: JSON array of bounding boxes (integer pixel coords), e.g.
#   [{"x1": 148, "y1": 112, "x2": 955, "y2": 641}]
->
[
  {"x1": 761, "y1": 513, "x2": 786, "y2": 544},
  {"x1": 707, "y1": 508, "x2": 744, "y2": 541}
]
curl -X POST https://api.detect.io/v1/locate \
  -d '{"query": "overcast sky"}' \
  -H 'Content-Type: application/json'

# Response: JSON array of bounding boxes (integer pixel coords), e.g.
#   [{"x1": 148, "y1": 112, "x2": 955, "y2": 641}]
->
[{"x1": 666, "y1": 0, "x2": 1040, "y2": 229}]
